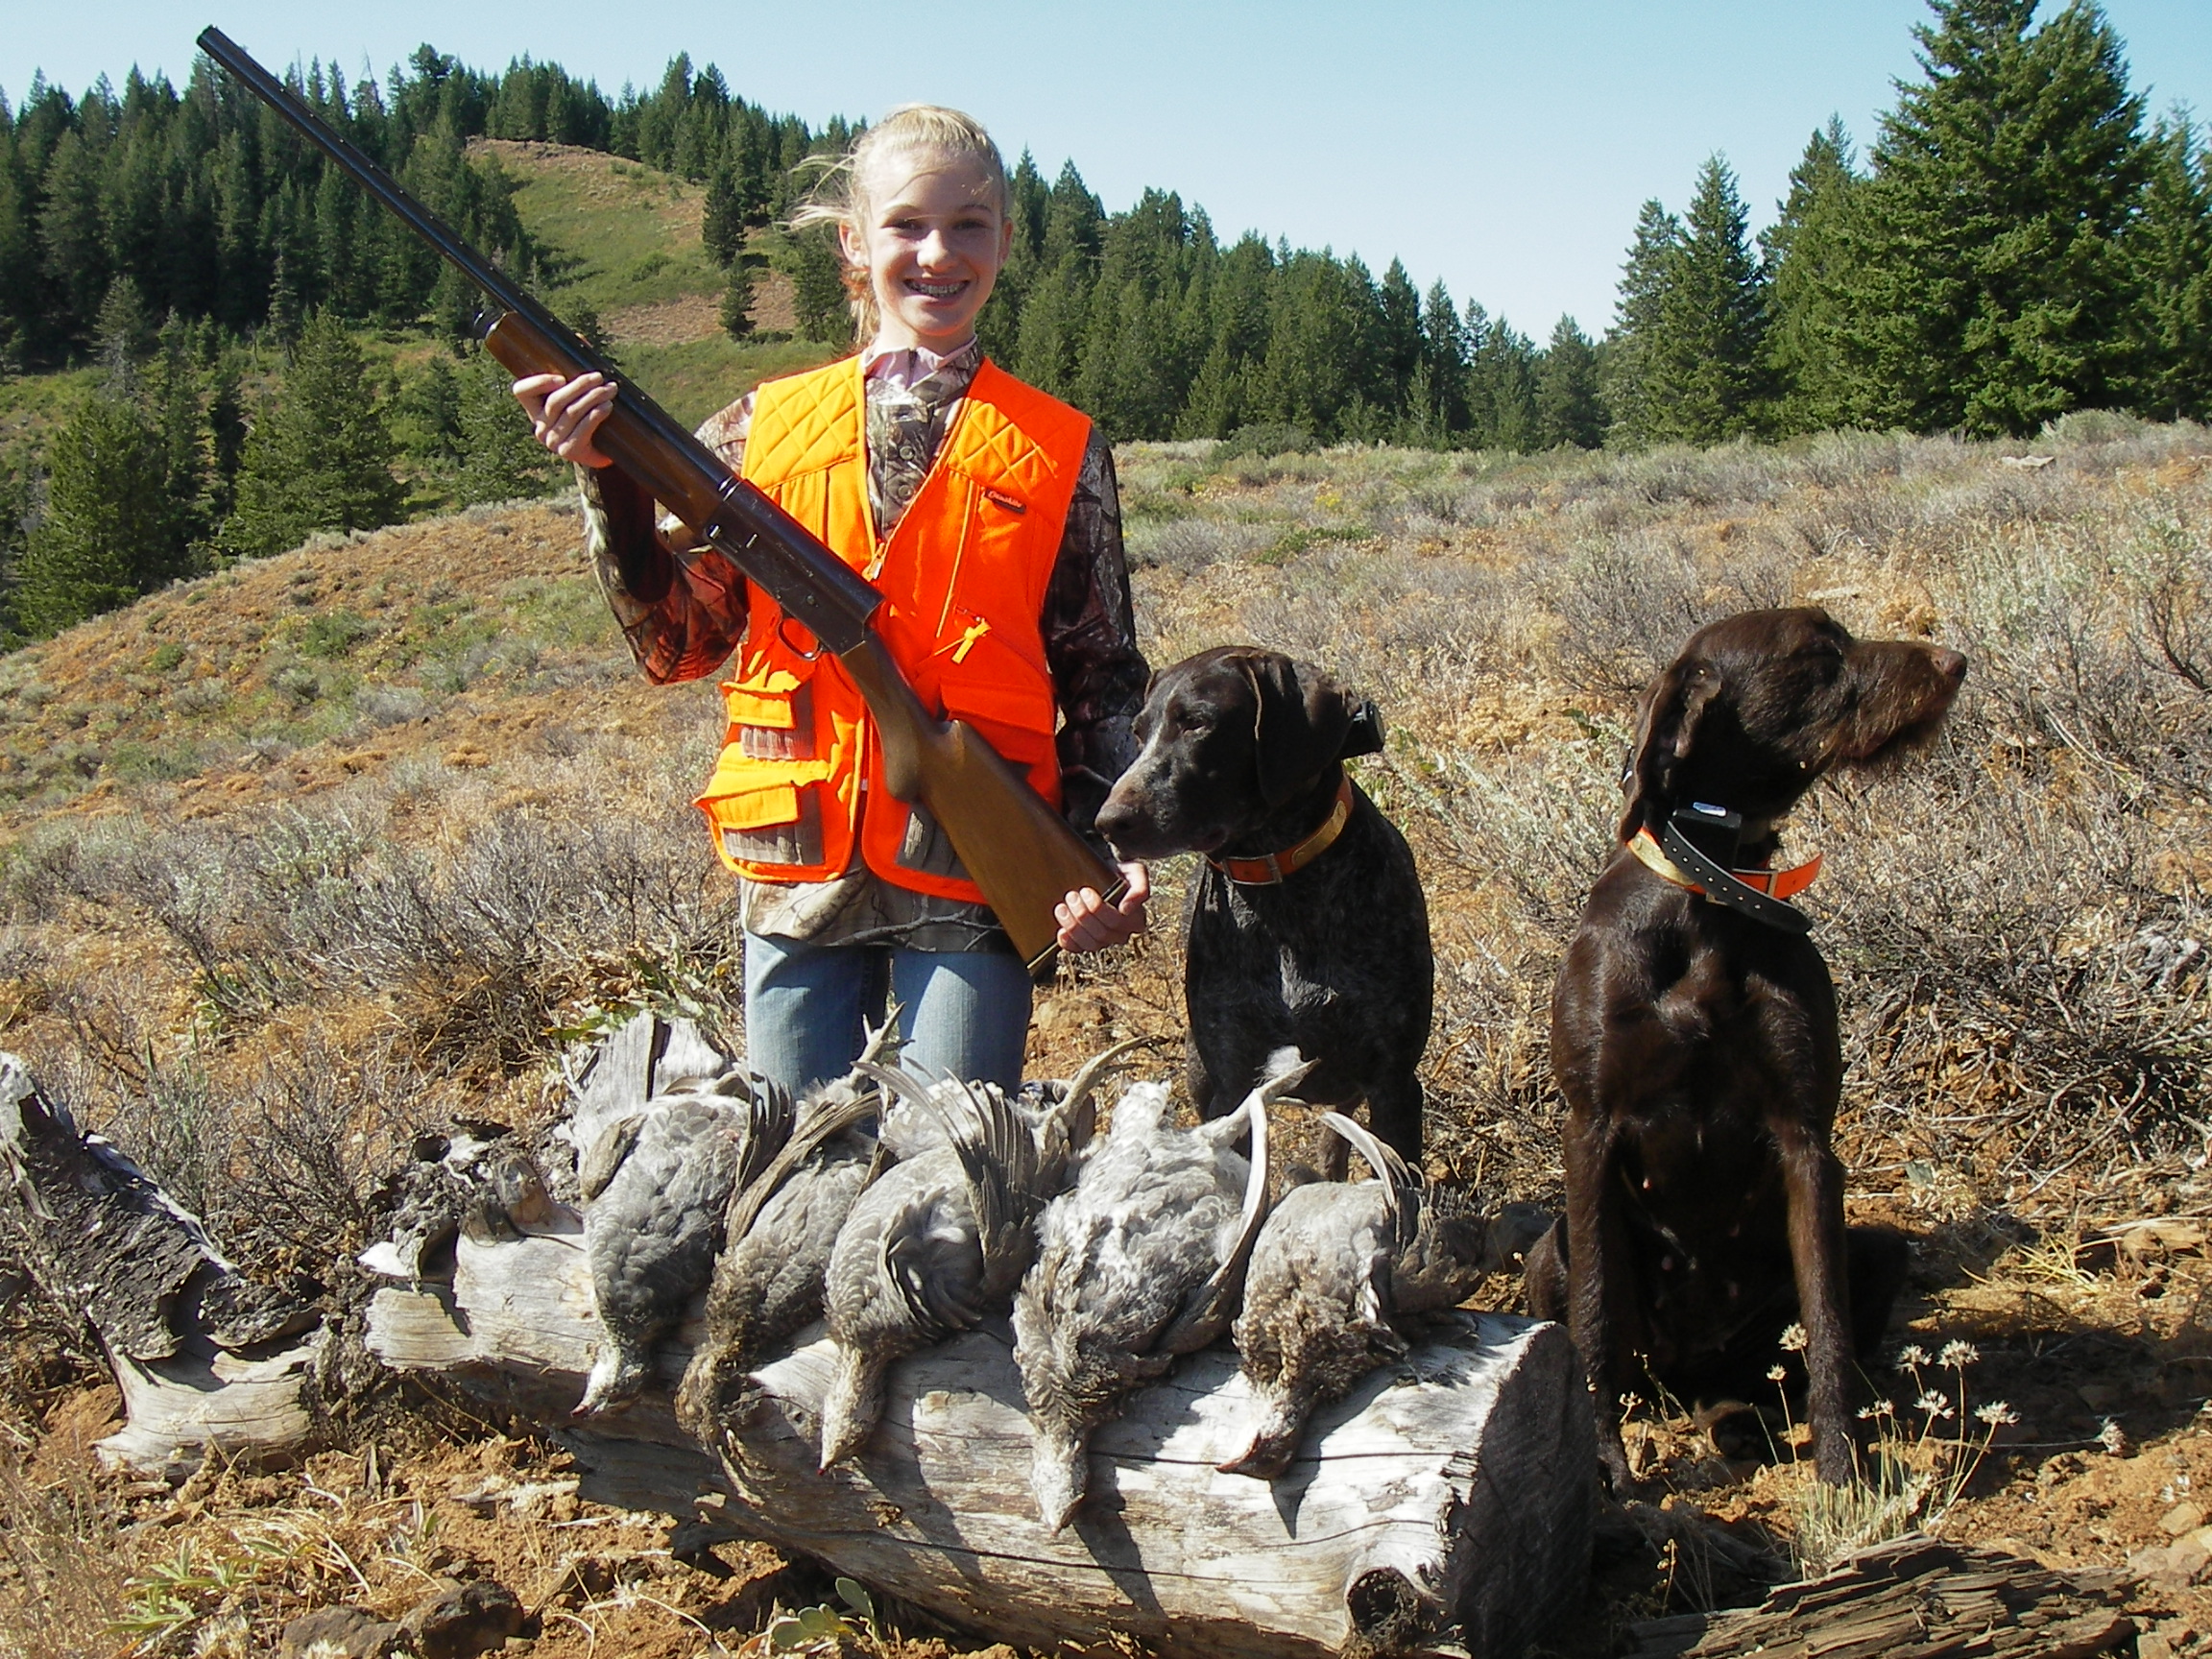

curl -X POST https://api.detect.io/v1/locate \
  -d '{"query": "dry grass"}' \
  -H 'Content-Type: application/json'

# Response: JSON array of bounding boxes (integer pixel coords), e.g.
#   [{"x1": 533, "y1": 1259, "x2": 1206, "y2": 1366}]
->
[{"x1": 0, "y1": 418, "x2": 2207, "y2": 1652}]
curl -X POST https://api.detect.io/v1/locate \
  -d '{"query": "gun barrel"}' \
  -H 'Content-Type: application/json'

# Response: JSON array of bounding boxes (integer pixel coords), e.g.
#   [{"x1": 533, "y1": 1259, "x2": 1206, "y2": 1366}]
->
[{"x1": 195, "y1": 27, "x2": 727, "y2": 492}]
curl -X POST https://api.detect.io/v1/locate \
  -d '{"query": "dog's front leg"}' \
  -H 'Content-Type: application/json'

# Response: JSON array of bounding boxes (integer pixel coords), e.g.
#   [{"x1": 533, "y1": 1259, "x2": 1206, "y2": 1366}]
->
[
  {"x1": 1562, "y1": 1108, "x2": 1642, "y2": 1493},
  {"x1": 1774, "y1": 1117, "x2": 1858, "y2": 1484}
]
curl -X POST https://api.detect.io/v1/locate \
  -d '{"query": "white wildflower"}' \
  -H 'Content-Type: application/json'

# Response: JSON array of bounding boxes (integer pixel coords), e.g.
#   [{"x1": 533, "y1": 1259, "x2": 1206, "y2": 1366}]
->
[
  {"x1": 1974, "y1": 1402, "x2": 2019, "y2": 1427},
  {"x1": 1767, "y1": 1364, "x2": 1787, "y2": 1382},
  {"x1": 1915, "y1": 1391, "x2": 1955, "y2": 1420},
  {"x1": 1939, "y1": 1340, "x2": 1980, "y2": 1369},
  {"x1": 1897, "y1": 1343, "x2": 1932, "y2": 1368},
  {"x1": 1779, "y1": 1323, "x2": 1809, "y2": 1353}
]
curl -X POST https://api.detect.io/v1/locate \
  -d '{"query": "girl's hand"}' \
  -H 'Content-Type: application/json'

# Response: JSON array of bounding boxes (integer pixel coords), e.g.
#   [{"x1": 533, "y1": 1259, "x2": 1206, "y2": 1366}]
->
[
  {"x1": 513, "y1": 371, "x2": 617, "y2": 469},
  {"x1": 1055, "y1": 862, "x2": 1150, "y2": 954}
]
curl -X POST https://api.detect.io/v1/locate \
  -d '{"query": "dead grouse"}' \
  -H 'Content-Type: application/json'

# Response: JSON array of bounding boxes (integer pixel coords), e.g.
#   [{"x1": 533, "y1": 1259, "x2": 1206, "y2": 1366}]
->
[
  {"x1": 1220, "y1": 1110, "x2": 1490, "y2": 1479},
  {"x1": 1013, "y1": 1062, "x2": 1307, "y2": 1532},
  {"x1": 672, "y1": 1022, "x2": 902, "y2": 1444},
  {"x1": 815, "y1": 1062, "x2": 1081, "y2": 1470},
  {"x1": 574, "y1": 1064, "x2": 792, "y2": 1417}
]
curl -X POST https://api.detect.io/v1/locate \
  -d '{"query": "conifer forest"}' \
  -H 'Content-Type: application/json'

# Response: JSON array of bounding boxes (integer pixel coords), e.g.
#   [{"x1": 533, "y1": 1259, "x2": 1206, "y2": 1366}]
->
[{"x1": 0, "y1": 0, "x2": 2206, "y2": 642}]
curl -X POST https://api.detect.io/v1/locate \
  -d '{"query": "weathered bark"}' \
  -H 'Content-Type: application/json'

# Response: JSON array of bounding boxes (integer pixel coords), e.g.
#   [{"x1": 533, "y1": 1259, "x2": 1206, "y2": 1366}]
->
[
  {"x1": 1624, "y1": 1535, "x2": 2133, "y2": 1659},
  {"x1": 0, "y1": 1052, "x2": 325, "y2": 1472}
]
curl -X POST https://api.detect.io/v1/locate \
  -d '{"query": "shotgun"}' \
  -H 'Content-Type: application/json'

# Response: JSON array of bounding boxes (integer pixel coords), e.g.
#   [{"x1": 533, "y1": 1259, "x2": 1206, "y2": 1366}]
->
[{"x1": 196, "y1": 26, "x2": 1121, "y2": 974}]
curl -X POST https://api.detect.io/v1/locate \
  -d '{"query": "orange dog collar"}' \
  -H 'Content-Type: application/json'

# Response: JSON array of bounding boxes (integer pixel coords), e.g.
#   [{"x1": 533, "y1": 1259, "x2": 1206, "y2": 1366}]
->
[{"x1": 1208, "y1": 776, "x2": 1355, "y2": 885}]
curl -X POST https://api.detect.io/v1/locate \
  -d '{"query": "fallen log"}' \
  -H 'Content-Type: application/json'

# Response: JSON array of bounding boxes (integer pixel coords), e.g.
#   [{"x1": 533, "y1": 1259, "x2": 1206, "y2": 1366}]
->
[
  {"x1": 1623, "y1": 1534, "x2": 2133, "y2": 1659},
  {"x1": 0, "y1": 1015, "x2": 719, "y2": 1475},
  {"x1": 8, "y1": 1014, "x2": 1599, "y2": 1656},
  {"x1": 364, "y1": 1196, "x2": 1595, "y2": 1658},
  {"x1": 0, "y1": 1051, "x2": 326, "y2": 1473}
]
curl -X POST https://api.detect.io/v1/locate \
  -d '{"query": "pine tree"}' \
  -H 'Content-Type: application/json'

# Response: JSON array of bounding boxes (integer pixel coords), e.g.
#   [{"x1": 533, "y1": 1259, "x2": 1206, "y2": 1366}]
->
[
  {"x1": 702, "y1": 162, "x2": 745, "y2": 269},
  {"x1": 0, "y1": 459, "x2": 30, "y2": 643},
  {"x1": 1377, "y1": 257, "x2": 1423, "y2": 413},
  {"x1": 719, "y1": 260, "x2": 756, "y2": 340},
  {"x1": 1013, "y1": 255, "x2": 1090, "y2": 401},
  {"x1": 779, "y1": 229, "x2": 851, "y2": 345},
  {"x1": 1652, "y1": 156, "x2": 1770, "y2": 443},
  {"x1": 37, "y1": 129, "x2": 108, "y2": 346},
  {"x1": 2123, "y1": 116, "x2": 2212, "y2": 421},
  {"x1": 1762, "y1": 118, "x2": 1864, "y2": 434},
  {"x1": 219, "y1": 311, "x2": 404, "y2": 559},
  {"x1": 397, "y1": 350, "x2": 465, "y2": 469},
  {"x1": 453, "y1": 346, "x2": 559, "y2": 505},
  {"x1": 1467, "y1": 313, "x2": 1539, "y2": 450},
  {"x1": 93, "y1": 276, "x2": 157, "y2": 369},
  {"x1": 15, "y1": 384, "x2": 176, "y2": 635},
  {"x1": 1419, "y1": 280, "x2": 1470, "y2": 437},
  {"x1": 1536, "y1": 316, "x2": 1605, "y2": 448},
  {"x1": 1603, "y1": 201, "x2": 1683, "y2": 445},
  {"x1": 1841, "y1": 0, "x2": 2149, "y2": 434},
  {"x1": 147, "y1": 318, "x2": 212, "y2": 558}
]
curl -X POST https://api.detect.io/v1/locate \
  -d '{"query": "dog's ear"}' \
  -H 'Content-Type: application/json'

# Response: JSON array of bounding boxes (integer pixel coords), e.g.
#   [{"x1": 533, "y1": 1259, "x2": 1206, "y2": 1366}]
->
[
  {"x1": 1617, "y1": 656, "x2": 1721, "y2": 840},
  {"x1": 1246, "y1": 654, "x2": 1358, "y2": 806}
]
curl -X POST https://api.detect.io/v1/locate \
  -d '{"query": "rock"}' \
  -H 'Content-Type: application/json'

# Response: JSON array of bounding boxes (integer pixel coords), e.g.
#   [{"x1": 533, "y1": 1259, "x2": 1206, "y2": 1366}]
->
[
  {"x1": 401, "y1": 1580, "x2": 528, "y2": 1659},
  {"x1": 2161, "y1": 1501, "x2": 2204, "y2": 1536},
  {"x1": 279, "y1": 1605, "x2": 402, "y2": 1659},
  {"x1": 2128, "y1": 1534, "x2": 2212, "y2": 1586}
]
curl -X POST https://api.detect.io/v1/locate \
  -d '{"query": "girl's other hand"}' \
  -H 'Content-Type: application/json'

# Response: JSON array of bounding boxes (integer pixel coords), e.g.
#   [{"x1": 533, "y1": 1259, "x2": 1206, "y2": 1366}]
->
[
  {"x1": 513, "y1": 371, "x2": 616, "y2": 469},
  {"x1": 1054, "y1": 861, "x2": 1150, "y2": 954}
]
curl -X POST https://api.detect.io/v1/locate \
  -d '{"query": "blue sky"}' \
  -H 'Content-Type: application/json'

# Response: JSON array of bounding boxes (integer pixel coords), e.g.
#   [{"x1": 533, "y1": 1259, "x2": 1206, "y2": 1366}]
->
[{"x1": 9, "y1": 3, "x2": 2209, "y2": 337}]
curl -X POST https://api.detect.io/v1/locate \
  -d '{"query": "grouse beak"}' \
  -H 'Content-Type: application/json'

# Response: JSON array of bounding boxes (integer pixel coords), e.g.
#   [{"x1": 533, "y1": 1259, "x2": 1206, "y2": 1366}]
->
[{"x1": 1032, "y1": 1439, "x2": 1088, "y2": 1534}]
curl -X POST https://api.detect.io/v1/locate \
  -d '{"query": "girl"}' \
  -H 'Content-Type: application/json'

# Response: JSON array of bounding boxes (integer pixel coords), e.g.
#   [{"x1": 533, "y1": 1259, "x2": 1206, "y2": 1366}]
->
[{"x1": 515, "y1": 106, "x2": 1149, "y2": 1094}]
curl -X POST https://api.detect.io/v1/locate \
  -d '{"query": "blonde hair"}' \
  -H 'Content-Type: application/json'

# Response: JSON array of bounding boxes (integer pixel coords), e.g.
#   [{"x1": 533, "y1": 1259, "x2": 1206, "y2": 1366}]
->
[{"x1": 788, "y1": 105, "x2": 1010, "y2": 344}]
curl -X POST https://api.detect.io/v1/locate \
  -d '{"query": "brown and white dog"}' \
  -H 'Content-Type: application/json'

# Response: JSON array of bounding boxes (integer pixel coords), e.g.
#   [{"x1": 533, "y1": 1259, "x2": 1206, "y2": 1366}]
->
[{"x1": 1525, "y1": 607, "x2": 1966, "y2": 1488}]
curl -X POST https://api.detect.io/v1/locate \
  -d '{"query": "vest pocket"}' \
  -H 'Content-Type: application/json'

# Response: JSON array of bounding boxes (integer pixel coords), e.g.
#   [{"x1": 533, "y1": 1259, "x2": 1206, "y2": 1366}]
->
[
  {"x1": 892, "y1": 802, "x2": 972, "y2": 882},
  {"x1": 711, "y1": 781, "x2": 825, "y2": 869},
  {"x1": 929, "y1": 613, "x2": 1057, "y2": 772},
  {"x1": 723, "y1": 676, "x2": 815, "y2": 762}
]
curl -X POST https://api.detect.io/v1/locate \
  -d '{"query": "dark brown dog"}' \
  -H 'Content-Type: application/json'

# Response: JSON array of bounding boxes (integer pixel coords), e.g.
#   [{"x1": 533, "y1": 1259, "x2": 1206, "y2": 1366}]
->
[
  {"x1": 1525, "y1": 607, "x2": 1966, "y2": 1488},
  {"x1": 1095, "y1": 647, "x2": 1431, "y2": 1162}
]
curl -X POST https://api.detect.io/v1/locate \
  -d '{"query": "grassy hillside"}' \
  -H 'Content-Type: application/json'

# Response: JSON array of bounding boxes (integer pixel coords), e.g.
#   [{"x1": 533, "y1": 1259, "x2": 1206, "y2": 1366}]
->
[
  {"x1": 476, "y1": 137, "x2": 829, "y2": 428},
  {"x1": 0, "y1": 139, "x2": 834, "y2": 493},
  {"x1": 1, "y1": 420, "x2": 2209, "y2": 1654}
]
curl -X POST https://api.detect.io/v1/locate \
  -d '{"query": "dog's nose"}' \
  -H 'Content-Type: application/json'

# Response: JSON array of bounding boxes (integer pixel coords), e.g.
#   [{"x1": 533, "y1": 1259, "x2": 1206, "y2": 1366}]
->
[
  {"x1": 1931, "y1": 648, "x2": 1967, "y2": 684},
  {"x1": 1094, "y1": 792, "x2": 1136, "y2": 840}
]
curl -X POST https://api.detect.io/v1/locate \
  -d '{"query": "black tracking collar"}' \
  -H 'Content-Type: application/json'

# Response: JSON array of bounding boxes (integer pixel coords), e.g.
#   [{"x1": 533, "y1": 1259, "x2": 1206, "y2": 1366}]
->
[{"x1": 1658, "y1": 805, "x2": 1815, "y2": 935}]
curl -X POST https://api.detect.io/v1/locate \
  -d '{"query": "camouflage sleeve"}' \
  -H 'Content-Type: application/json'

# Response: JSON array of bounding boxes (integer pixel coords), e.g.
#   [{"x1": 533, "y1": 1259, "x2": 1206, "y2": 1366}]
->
[
  {"x1": 577, "y1": 394, "x2": 754, "y2": 685},
  {"x1": 1043, "y1": 429, "x2": 1150, "y2": 837}
]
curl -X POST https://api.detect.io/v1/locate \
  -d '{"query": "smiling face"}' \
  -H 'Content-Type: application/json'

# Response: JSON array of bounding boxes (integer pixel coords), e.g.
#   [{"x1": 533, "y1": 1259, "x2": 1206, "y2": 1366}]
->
[{"x1": 840, "y1": 145, "x2": 1012, "y2": 353}]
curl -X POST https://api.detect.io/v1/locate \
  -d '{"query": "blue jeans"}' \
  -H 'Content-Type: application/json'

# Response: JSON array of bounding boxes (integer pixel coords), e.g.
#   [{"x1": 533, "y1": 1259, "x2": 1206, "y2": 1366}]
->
[{"x1": 742, "y1": 931, "x2": 1034, "y2": 1094}]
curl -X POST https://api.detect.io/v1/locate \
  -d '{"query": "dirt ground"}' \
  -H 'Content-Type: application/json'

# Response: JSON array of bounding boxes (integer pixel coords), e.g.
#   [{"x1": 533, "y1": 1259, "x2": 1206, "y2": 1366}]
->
[{"x1": 8, "y1": 1203, "x2": 2212, "y2": 1658}]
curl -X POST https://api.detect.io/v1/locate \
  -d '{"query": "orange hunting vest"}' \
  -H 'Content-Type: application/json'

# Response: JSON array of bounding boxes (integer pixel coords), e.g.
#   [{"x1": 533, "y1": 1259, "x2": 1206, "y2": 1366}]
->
[{"x1": 695, "y1": 354, "x2": 1092, "y2": 906}]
